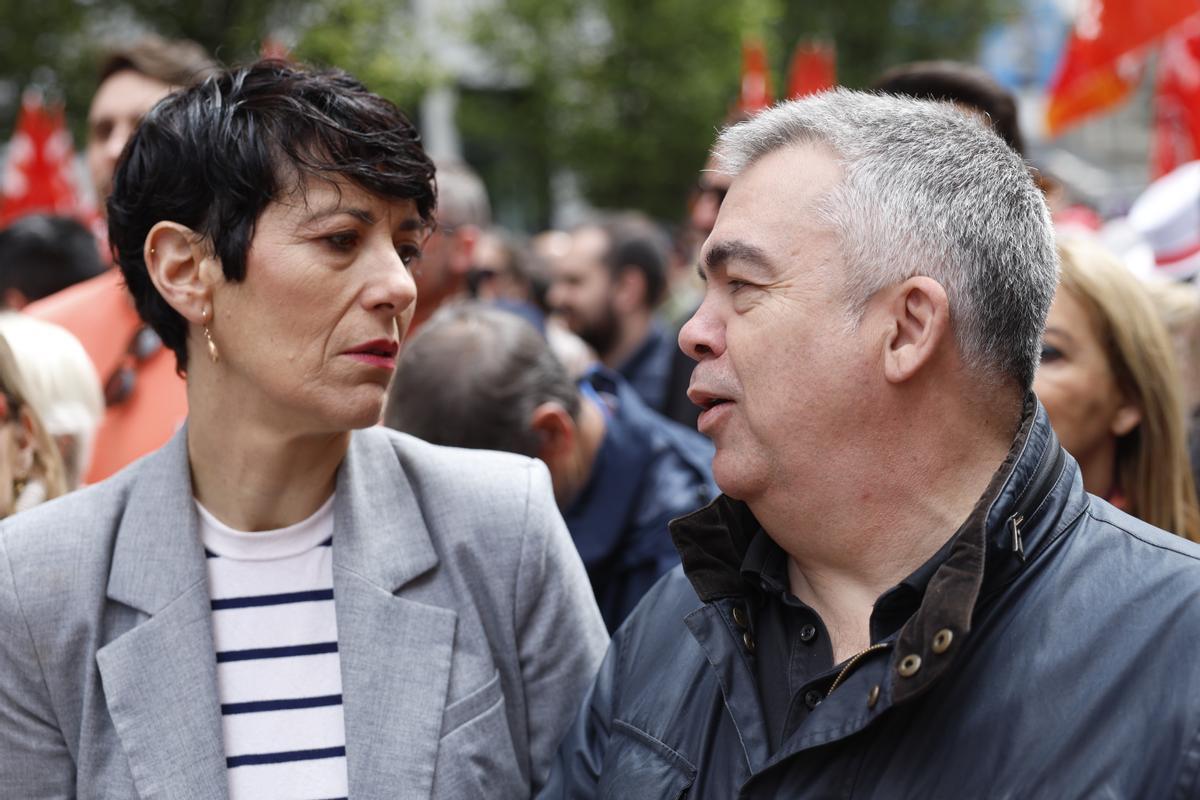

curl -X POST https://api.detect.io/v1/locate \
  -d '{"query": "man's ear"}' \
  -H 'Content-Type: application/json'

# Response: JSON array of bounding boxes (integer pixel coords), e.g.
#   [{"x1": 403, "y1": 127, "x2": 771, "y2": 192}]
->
[
  {"x1": 881, "y1": 276, "x2": 951, "y2": 384},
  {"x1": 144, "y1": 221, "x2": 220, "y2": 325},
  {"x1": 449, "y1": 224, "x2": 481, "y2": 276},
  {"x1": 530, "y1": 402, "x2": 576, "y2": 463},
  {"x1": 613, "y1": 267, "x2": 648, "y2": 315}
]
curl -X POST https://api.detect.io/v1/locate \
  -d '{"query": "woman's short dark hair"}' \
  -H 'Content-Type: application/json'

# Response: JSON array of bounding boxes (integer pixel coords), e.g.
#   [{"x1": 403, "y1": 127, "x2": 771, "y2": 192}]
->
[{"x1": 107, "y1": 59, "x2": 437, "y2": 371}]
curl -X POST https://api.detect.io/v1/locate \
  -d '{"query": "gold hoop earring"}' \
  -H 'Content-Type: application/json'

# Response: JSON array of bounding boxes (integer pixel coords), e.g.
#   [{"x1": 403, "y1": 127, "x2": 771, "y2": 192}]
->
[{"x1": 202, "y1": 308, "x2": 219, "y2": 363}]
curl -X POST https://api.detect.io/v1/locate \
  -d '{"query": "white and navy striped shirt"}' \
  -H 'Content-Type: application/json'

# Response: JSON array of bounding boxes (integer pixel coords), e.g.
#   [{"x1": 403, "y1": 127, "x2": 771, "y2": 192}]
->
[{"x1": 199, "y1": 495, "x2": 348, "y2": 800}]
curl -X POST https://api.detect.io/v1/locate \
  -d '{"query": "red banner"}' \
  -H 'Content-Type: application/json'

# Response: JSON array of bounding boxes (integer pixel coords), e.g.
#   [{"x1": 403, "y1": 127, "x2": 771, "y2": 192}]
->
[
  {"x1": 786, "y1": 41, "x2": 836, "y2": 99},
  {"x1": 0, "y1": 90, "x2": 83, "y2": 226},
  {"x1": 1046, "y1": 0, "x2": 1199, "y2": 134},
  {"x1": 1152, "y1": 14, "x2": 1200, "y2": 176}
]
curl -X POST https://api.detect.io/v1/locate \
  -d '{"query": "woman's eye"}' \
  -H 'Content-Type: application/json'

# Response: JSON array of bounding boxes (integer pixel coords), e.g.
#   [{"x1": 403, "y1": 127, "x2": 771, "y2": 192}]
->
[
  {"x1": 1040, "y1": 344, "x2": 1063, "y2": 362},
  {"x1": 325, "y1": 232, "x2": 358, "y2": 251}
]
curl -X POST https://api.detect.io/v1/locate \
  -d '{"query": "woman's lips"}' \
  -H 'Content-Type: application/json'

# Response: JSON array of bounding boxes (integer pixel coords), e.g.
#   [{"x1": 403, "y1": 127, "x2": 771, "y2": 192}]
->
[
  {"x1": 344, "y1": 352, "x2": 397, "y2": 369},
  {"x1": 342, "y1": 339, "x2": 399, "y2": 369}
]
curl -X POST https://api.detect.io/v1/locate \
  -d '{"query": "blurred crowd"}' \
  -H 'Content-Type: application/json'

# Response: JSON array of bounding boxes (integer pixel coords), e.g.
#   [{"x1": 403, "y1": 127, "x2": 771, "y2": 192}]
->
[{"x1": 4, "y1": 29, "x2": 1200, "y2": 797}]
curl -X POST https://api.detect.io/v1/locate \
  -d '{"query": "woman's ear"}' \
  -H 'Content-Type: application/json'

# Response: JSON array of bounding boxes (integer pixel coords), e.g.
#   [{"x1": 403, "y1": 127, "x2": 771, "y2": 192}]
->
[
  {"x1": 1110, "y1": 401, "x2": 1142, "y2": 438},
  {"x1": 144, "y1": 222, "x2": 219, "y2": 324},
  {"x1": 12, "y1": 405, "x2": 38, "y2": 481}
]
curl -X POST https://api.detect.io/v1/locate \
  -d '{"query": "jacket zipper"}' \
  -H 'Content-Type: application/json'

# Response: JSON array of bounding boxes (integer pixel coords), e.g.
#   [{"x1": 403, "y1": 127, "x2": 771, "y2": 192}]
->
[{"x1": 828, "y1": 642, "x2": 891, "y2": 694}]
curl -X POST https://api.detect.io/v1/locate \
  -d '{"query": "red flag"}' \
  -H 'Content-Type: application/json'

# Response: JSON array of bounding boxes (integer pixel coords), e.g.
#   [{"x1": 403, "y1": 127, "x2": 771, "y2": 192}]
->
[
  {"x1": 1152, "y1": 14, "x2": 1200, "y2": 177},
  {"x1": 738, "y1": 39, "x2": 773, "y2": 114},
  {"x1": 1046, "y1": 0, "x2": 1198, "y2": 134},
  {"x1": 0, "y1": 90, "x2": 83, "y2": 226},
  {"x1": 787, "y1": 41, "x2": 836, "y2": 99}
]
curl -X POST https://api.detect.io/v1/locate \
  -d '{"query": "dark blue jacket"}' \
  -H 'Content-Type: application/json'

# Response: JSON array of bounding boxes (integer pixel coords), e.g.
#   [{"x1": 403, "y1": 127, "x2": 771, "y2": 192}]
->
[
  {"x1": 565, "y1": 369, "x2": 717, "y2": 631},
  {"x1": 543, "y1": 400, "x2": 1200, "y2": 798}
]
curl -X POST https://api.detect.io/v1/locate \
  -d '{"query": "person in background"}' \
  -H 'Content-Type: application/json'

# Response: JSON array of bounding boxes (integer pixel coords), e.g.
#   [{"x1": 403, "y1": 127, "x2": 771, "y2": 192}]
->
[
  {"x1": 0, "y1": 60, "x2": 606, "y2": 798},
  {"x1": 1035, "y1": 237, "x2": 1200, "y2": 540},
  {"x1": 0, "y1": 314, "x2": 104, "y2": 490},
  {"x1": 0, "y1": 215, "x2": 106, "y2": 307},
  {"x1": 1142, "y1": 279, "x2": 1200, "y2": 496},
  {"x1": 548, "y1": 213, "x2": 676, "y2": 413},
  {"x1": 409, "y1": 158, "x2": 491, "y2": 331},
  {"x1": 25, "y1": 35, "x2": 216, "y2": 483},
  {"x1": 0, "y1": 334, "x2": 66, "y2": 516},
  {"x1": 872, "y1": 60, "x2": 1026, "y2": 155},
  {"x1": 386, "y1": 303, "x2": 717, "y2": 631}
]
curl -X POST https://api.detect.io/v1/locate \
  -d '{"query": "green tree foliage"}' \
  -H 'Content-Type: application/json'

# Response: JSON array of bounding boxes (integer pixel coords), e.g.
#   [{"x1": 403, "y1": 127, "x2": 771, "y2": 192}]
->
[{"x1": 466, "y1": 0, "x2": 1006, "y2": 226}]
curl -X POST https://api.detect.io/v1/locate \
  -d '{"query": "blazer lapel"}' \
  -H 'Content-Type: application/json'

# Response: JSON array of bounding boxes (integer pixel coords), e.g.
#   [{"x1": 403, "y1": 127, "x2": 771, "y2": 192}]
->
[
  {"x1": 333, "y1": 429, "x2": 458, "y2": 799},
  {"x1": 97, "y1": 427, "x2": 229, "y2": 800}
]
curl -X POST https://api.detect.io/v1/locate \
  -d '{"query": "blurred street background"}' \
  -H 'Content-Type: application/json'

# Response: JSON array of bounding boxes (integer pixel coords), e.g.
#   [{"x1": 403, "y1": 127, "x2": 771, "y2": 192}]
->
[{"x1": 0, "y1": 0, "x2": 1190, "y2": 233}]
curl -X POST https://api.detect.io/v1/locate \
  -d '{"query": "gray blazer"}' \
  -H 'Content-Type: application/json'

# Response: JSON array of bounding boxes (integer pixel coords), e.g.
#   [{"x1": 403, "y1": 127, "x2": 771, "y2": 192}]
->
[{"x1": 0, "y1": 426, "x2": 608, "y2": 799}]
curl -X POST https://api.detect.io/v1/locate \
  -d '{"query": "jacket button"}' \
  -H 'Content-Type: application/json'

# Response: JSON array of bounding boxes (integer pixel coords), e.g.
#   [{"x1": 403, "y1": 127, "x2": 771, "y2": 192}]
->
[
  {"x1": 898, "y1": 654, "x2": 922, "y2": 677},
  {"x1": 804, "y1": 689, "x2": 823, "y2": 709},
  {"x1": 799, "y1": 624, "x2": 817, "y2": 643},
  {"x1": 932, "y1": 628, "x2": 954, "y2": 654},
  {"x1": 743, "y1": 631, "x2": 756, "y2": 653},
  {"x1": 732, "y1": 606, "x2": 748, "y2": 629},
  {"x1": 867, "y1": 685, "x2": 881, "y2": 708}
]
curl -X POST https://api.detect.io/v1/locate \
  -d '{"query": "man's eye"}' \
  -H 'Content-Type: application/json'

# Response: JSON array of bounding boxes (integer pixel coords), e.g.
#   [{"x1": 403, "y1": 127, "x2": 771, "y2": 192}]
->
[
  {"x1": 89, "y1": 121, "x2": 113, "y2": 144},
  {"x1": 397, "y1": 245, "x2": 422, "y2": 267},
  {"x1": 1040, "y1": 344, "x2": 1063, "y2": 362},
  {"x1": 728, "y1": 279, "x2": 748, "y2": 293}
]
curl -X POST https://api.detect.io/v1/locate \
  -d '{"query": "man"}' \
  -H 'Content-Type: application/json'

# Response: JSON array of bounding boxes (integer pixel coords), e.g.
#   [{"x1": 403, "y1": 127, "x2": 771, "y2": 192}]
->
[
  {"x1": 0, "y1": 214, "x2": 105, "y2": 307},
  {"x1": 409, "y1": 158, "x2": 491, "y2": 330},
  {"x1": 548, "y1": 213, "x2": 676, "y2": 413},
  {"x1": 542, "y1": 90, "x2": 1200, "y2": 797},
  {"x1": 385, "y1": 303, "x2": 717, "y2": 631},
  {"x1": 25, "y1": 36, "x2": 214, "y2": 482}
]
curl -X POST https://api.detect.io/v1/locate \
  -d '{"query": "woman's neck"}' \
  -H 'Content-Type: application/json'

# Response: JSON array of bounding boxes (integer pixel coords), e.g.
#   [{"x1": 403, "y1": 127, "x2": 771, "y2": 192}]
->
[{"x1": 186, "y1": 405, "x2": 349, "y2": 532}]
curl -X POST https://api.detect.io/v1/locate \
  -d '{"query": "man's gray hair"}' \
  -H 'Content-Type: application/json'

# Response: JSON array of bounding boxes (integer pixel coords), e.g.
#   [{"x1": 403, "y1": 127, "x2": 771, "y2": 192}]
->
[
  {"x1": 714, "y1": 88, "x2": 1058, "y2": 391},
  {"x1": 384, "y1": 302, "x2": 579, "y2": 456}
]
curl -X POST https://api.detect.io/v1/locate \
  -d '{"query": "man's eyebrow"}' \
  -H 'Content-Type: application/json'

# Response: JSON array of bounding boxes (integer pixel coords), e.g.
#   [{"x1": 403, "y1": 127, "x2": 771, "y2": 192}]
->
[{"x1": 700, "y1": 240, "x2": 774, "y2": 279}]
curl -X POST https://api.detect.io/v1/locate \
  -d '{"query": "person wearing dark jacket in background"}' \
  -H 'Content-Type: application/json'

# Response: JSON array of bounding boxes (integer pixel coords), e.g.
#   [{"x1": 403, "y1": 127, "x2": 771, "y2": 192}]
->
[
  {"x1": 386, "y1": 302, "x2": 717, "y2": 630},
  {"x1": 541, "y1": 90, "x2": 1200, "y2": 798}
]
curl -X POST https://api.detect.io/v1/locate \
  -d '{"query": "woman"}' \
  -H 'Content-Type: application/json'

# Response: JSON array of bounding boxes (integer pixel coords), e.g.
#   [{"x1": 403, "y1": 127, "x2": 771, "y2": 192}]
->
[
  {"x1": 1034, "y1": 237, "x2": 1200, "y2": 540},
  {"x1": 0, "y1": 60, "x2": 606, "y2": 798},
  {"x1": 0, "y1": 332, "x2": 66, "y2": 515},
  {"x1": 0, "y1": 313, "x2": 104, "y2": 490}
]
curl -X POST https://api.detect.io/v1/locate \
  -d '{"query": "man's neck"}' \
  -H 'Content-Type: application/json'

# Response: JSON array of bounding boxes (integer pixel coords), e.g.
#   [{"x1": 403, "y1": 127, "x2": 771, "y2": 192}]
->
[
  {"x1": 751, "y1": 407, "x2": 1016, "y2": 663},
  {"x1": 600, "y1": 311, "x2": 654, "y2": 371}
]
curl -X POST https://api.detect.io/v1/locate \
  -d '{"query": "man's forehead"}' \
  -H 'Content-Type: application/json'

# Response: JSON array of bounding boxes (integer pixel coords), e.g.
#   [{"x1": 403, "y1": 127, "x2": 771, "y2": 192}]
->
[{"x1": 88, "y1": 69, "x2": 172, "y2": 121}]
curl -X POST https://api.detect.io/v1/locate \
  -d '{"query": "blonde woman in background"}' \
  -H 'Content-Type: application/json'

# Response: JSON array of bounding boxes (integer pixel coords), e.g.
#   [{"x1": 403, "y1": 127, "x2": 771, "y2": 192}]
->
[
  {"x1": 0, "y1": 333, "x2": 66, "y2": 515},
  {"x1": 0, "y1": 314, "x2": 103, "y2": 489},
  {"x1": 1034, "y1": 237, "x2": 1200, "y2": 540}
]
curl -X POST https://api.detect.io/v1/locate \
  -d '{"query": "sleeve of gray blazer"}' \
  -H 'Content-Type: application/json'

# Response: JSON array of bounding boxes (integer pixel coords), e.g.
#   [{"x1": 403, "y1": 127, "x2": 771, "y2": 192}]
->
[
  {"x1": 515, "y1": 460, "x2": 609, "y2": 793},
  {"x1": 0, "y1": 532, "x2": 74, "y2": 799}
]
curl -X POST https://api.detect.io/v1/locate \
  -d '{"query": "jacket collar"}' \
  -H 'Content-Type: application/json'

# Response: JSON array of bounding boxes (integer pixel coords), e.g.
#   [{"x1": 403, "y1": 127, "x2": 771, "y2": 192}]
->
[
  {"x1": 101, "y1": 425, "x2": 452, "y2": 799},
  {"x1": 671, "y1": 395, "x2": 1085, "y2": 701}
]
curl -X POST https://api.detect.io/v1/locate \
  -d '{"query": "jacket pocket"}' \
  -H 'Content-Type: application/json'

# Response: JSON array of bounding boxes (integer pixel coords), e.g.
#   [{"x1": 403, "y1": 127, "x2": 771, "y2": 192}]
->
[
  {"x1": 597, "y1": 719, "x2": 696, "y2": 800},
  {"x1": 440, "y1": 669, "x2": 504, "y2": 736},
  {"x1": 433, "y1": 670, "x2": 526, "y2": 798}
]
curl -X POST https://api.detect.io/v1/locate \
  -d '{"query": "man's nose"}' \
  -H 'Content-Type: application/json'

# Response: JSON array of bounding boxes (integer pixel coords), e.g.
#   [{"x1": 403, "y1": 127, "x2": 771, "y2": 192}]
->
[{"x1": 678, "y1": 300, "x2": 724, "y2": 361}]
